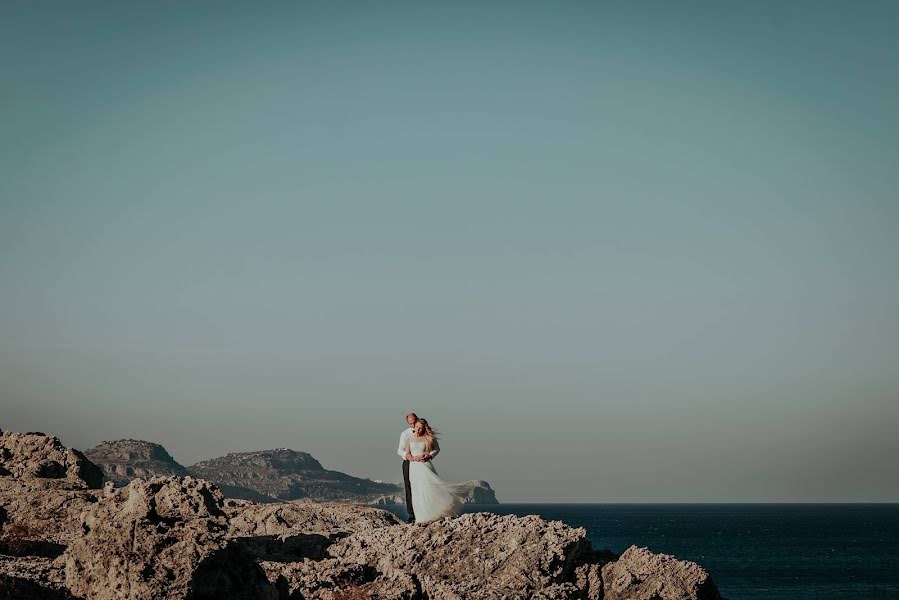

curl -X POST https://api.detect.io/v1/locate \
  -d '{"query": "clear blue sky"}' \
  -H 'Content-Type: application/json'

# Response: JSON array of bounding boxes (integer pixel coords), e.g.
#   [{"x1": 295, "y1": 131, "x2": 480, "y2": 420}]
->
[{"x1": 2, "y1": 1, "x2": 897, "y2": 501}]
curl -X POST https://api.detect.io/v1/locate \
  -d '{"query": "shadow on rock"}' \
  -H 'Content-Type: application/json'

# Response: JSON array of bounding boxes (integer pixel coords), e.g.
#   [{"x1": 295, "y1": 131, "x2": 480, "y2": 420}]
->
[
  {"x1": 0, "y1": 575, "x2": 81, "y2": 600},
  {"x1": 233, "y1": 532, "x2": 344, "y2": 563},
  {"x1": 0, "y1": 524, "x2": 67, "y2": 559},
  {"x1": 0, "y1": 539, "x2": 67, "y2": 559},
  {"x1": 191, "y1": 543, "x2": 278, "y2": 600}
]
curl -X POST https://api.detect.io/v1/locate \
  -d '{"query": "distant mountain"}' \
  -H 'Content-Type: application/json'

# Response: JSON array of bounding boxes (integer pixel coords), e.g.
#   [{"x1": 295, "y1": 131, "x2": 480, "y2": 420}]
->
[
  {"x1": 187, "y1": 449, "x2": 401, "y2": 503},
  {"x1": 83, "y1": 440, "x2": 498, "y2": 505},
  {"x1": 84, "y1": 439, "x2": 188, "y2": 486}
]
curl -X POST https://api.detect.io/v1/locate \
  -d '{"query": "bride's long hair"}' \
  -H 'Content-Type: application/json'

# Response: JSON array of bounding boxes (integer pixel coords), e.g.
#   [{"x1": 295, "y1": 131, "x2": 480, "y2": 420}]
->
[{"x1": 415, "y1": 418, "x2": 439, "y2": 453}]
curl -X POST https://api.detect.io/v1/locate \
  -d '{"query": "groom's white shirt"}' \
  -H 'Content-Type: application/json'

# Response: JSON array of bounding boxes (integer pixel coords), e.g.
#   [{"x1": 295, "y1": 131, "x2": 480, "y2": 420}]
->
[{"x1": 397, "y1": 428, "x2": 440, "y2": 460}]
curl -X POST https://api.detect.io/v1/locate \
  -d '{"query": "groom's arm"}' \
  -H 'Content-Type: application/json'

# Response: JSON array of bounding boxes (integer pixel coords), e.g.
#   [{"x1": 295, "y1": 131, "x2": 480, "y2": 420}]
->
[{"x1": 397, "y1": 432, "x2": 407, "y2": 459}]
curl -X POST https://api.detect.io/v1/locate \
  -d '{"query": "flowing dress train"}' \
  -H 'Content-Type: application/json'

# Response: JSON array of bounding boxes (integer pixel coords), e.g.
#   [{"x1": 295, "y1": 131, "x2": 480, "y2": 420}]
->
[{"x1": 407, "y1": 436, "x2": 479, "y2": 523}]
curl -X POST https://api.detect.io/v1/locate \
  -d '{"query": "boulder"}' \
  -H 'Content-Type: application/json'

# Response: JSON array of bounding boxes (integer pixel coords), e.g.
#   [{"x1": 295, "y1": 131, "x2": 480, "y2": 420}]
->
[
  {"x1": 602, "y1": 545, "x2": 724, "y2": 600},
  {"x1": 64, "y1": 476, "x2": 273, "y2": 600},
  {"x1": 0, "y1": 432, "x2": 102, "y2": 598},
  {"x1": 0, "y1": 478, "x2": 97, "y2": 547},
  {"x1": 0, "y1": 432, "x2": 102, "y2": 489},
  {"x1": 0, "y1": 432, "x2": 102, "y2": 548}
]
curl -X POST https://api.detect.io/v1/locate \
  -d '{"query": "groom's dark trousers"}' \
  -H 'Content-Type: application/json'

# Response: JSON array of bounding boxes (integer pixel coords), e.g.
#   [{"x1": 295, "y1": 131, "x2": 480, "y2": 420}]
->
[{"x1": 402, "y1": 459, "x2": 414, "y2": 521}]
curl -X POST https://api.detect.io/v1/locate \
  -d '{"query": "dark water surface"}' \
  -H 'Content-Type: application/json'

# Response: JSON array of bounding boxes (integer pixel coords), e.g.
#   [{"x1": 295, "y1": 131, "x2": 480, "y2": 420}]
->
[{"x1": 385, "y1": 503, "x2": 899, "y2": 599}]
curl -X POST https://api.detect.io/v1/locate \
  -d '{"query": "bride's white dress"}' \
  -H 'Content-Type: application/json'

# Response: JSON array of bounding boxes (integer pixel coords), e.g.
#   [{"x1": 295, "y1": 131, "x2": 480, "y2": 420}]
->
[{"x1": 407, "y1": 436, "x2": 478, "y2": 524}]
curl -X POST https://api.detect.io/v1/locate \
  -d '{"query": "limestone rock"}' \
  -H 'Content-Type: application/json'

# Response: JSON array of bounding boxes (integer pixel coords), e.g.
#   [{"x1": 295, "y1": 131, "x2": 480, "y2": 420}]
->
[
  {"x1": 0, "y1": 478, "x2": 98, "y2": 547},
  {"x1": 64, "y1": 476, "x2": 273, "y2": 600},
  {"x1": 602, "y1": 545, "x2": 724, "y2": 600},
  {"x1": 0, "y1": 431, "x2": 102, "y2": 489},
  {"x1": 328, "y1": 512, "x2": 605, "y2": 599},
  {"x1": 0, "y1": 432, "x2": 101, "y2": 548},
  {"x1": 227, "y1": 500, "x2": 403, "y2": 539}
]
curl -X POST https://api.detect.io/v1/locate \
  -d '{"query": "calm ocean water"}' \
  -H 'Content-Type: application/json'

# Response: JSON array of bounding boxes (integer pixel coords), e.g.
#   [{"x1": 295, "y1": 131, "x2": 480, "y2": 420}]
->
[{"x1": 385, "y1": 503, "x2": 899, "y2": 599}]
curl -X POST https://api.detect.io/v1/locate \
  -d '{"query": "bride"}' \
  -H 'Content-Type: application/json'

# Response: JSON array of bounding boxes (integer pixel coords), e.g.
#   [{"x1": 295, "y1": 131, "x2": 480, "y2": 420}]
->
[{"x1": 405, "y1": 418, "x2": 479, "y2": 525}]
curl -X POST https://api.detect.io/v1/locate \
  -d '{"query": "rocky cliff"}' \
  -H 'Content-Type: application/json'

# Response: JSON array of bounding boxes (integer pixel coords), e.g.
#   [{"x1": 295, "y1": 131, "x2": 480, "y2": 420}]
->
[
  {"x1": 83, "y1": 439, "x2": 189, "y2": 486},
  {"x1": 0, "y1": 431, "x2": 727, "y2": 599},
  {"x1": 188, "y1": 449, "x2": 402, "y2": 504}
]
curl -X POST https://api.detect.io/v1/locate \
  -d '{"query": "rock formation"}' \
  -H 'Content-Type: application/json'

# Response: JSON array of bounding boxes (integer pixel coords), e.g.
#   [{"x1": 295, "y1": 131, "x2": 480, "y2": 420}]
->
[
  {"x1": 187, "y1": 448, "x2": 402, "y2": 503},
  {"x1": 601, "y1": 545, "x2": 723, "y2": 600},
  {"x1": 0, "y1": 431, "x2": 726, "y2": 599},
  {"x1": 64, "y1": 476, "x2": 273, "y2": 600},
  {"x1": 0, "y1": 431, "x2": 102, "y2": 489},
  {"x1": 0, "y1": 431, "x2": 103, "y2": 598},
  {"x1": 83, "y1": 439, "x2": 189, "y2": 486}
]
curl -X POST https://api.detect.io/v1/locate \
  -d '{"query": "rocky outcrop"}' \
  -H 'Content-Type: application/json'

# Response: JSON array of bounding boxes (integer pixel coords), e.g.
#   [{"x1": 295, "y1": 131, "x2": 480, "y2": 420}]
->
[
  {"x1": 0, "y1": 432, "x2": 103, "y2": 598},
  {"x1": 328, "y1": 512, "x2": 607, "y2": 598},
  {"x1": 0, "y1": 431, "x2": 102, "y2": 489},
  {"x1": 0, "y1": 432, "x2": 102, "y2": 547},
  {"x1": 188, "y1": 449, "x2": 400, "y2": 503},
  {"x1": 226, "y1": 500, "x2": 403, "y2": 538},
  {"x1": 64, "y1": 476, "x2": 273, "y2": 600},
  {"x1": 601, "y1": 545, "x2": 723, "y2": 600},
  {"x1": 83, "y1": 439, "x2": 189, "y2": 487},
  {"x1": 0, "y1": 430, "x2": 726, "y2": 599}
]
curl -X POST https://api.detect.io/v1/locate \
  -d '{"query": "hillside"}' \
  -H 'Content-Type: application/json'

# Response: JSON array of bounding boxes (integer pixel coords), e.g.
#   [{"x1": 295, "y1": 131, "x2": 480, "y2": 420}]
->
[{"x1": 81, "y1": 439, "x2": 498, "y2": 505}]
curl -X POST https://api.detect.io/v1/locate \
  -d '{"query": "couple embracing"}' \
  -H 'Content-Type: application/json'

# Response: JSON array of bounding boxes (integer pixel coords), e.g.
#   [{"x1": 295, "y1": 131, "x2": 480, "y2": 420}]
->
[{"x1": 397, "y1": 412, "x2": 479, "y2": 525}]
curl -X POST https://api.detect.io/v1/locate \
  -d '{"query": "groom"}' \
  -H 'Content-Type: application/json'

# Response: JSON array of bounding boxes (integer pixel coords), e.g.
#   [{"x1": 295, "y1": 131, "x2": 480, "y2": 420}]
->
[{"x1": 397, "y1": 412, "x2": 426, "y2": 524}]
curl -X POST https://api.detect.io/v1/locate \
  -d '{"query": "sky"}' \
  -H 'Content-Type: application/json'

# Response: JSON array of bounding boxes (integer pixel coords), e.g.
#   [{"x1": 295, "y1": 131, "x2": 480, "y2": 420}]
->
[{"x1": 1, "y1": 1, "x2": 898, "y2": 502}]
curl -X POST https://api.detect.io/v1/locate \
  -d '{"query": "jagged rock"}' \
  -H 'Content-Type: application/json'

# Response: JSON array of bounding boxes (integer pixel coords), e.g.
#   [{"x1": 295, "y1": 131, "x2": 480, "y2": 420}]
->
[
  {"x1": 0, "y1": 478, "x2": 97, "y2": 547},
  {"x1": 602, "y1": 545, "x2": 724, "y2": 600},
  {"x1": 0, "y1": 432, "x2": 102, "y2": 489},
  {"x1": 327, "y1": 512, "x2": 609, "y2": 599},
  {"x1": 83, "y1": 439, "x2": 189, "y2": 486},
  {"x1": 0, "y1": 432, "x2": 101, "y2": 547},
  {"x1": 227, "y1": 500, "x2": 403, "y2": 538},
  {"x1": 64, "y1": 476, "x2": 274, "y2": 600},
  {"x1": 188, "y1": 449, "x2": 400, "y2": 503},
  {"x1": 575, "y1": 562, "x2": 605, "y2": 600}
]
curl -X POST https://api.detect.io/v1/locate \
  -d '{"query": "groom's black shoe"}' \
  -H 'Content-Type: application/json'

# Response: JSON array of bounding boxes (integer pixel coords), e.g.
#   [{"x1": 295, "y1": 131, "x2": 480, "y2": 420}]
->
[{"x1": 406, "y1": 517, "x2": 415, "y2": 524}]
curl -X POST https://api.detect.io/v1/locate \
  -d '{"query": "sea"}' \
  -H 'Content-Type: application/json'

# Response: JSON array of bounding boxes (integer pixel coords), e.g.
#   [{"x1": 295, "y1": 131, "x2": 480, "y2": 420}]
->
[{"x1": 383, "y1": 503, "x2": 899, "y2": 599}]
